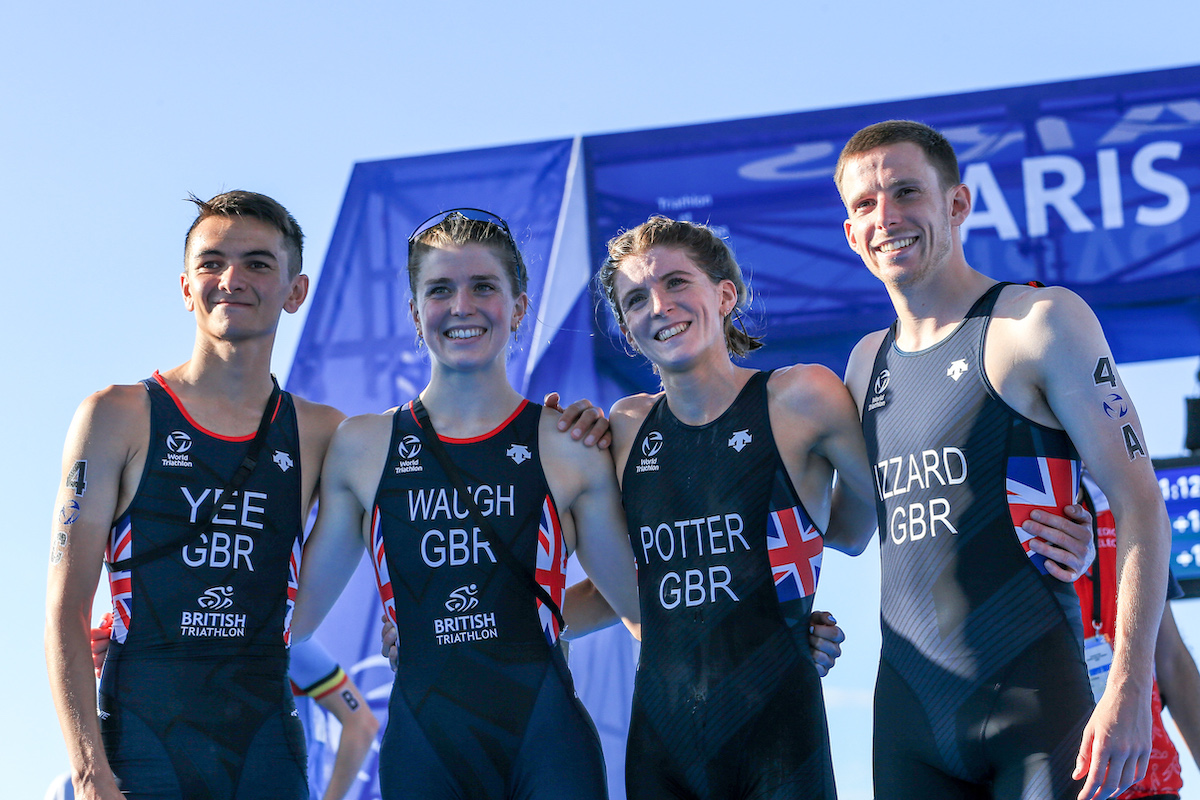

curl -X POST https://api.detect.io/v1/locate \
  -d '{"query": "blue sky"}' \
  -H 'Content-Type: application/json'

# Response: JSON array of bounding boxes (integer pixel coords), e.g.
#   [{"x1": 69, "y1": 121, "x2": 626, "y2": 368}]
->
[{"x1": 6, "y1": 2, "x2": 1200, "y2": 796}]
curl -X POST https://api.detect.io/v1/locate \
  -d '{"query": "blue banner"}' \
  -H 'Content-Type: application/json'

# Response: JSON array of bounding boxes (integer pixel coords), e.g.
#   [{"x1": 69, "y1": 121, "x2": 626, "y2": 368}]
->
[{"x1": 585, "y1": 65, "x2": 1200, "y2": 399}]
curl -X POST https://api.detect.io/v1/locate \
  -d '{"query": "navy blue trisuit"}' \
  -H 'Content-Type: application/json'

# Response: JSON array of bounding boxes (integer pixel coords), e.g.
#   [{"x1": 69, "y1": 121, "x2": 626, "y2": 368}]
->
[
  {"x1": 369, "y1": 400, "x2": 607, "y2": 800},
  {"x1": 99, "y1": 372, "x2": 307, "y2": 800},
  {"x1": 620, "y1": 370, "x2": 836, "y2": 800},
  {"x1": 861, "y1": 283, "x2": 1094, "y2": 799}
]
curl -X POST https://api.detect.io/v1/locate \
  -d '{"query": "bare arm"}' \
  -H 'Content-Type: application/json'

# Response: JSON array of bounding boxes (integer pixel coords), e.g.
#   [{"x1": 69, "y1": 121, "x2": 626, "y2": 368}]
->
[
  {"x1": 45, "y1": 389, "x2": 143, "y2": 800},
  {"x1": 292, "y1": 415, "x2": 388, "y2": 642},
  {"x1": 826, "y1": 333, "x2": 890, "y2": 555},
  {"x1": 995, "y1": 287, "x2": 1169, "y2": 799},
  {"x1": 561, "y1": 578, "x2": 624, "y2": 639},
  {"x1": 542, "y1": 409, "x2": 641, "y2": 640},
  {"x1": 768, "y1": 362, "x2": 876, "y2": 555},
  {"x1": 1155, "y1": 602, "x2": 1200, "y2": 770},
  {"x1": 813, "y1": 380, "x2": 876, "y2": 556},
  {"x1": 312, "y1": 676, "x2": 380, "y2": 800}
]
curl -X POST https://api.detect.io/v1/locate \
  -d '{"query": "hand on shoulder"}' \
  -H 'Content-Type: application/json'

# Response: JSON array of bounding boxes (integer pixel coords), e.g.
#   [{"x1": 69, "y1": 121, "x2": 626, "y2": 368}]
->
[{"x1": 538, "y1": 405, "x2": 616, "y2": 470}]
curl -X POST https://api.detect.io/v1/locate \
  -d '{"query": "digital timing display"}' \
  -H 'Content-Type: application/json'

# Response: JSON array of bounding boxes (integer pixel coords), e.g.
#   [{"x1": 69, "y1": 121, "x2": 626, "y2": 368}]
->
[{"x1": 1154, "y1": 457, "x2": 1200, "y2": 584}]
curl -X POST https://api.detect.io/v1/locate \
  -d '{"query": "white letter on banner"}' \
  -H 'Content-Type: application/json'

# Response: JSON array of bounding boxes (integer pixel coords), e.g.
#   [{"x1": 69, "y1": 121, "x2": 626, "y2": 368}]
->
[
  {"x1": 961, "y1": 162, "x2": 1020, "y2": 242},
  {"x1": 1035, "y1": 117, "x2": 1075, "y2": 151},
  {"x1": 1023, "y1": 155, "x2": 1095, "y2": 238},
  {"x1": 1132, "y1": 141, "x2": 1189, "y2": 227},
  {"x1": 1099, "y1": 101, "x2": 1200, "y2": 146},
  {"x1": 942, "y1": 125, "x2": 1025, "y2": 163},
  {"x1": 737, "y1": 142, "x2": 835, "y2": 182},
  {"x1": 1097, "y1": 149, "x2": 1124, "y2": 230}
]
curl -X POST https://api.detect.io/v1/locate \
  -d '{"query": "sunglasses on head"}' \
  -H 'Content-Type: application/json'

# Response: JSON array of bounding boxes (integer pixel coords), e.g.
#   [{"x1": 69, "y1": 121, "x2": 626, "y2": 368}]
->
[{"x1": 407, "y1": 208, "x2": 514, "y2": 251}]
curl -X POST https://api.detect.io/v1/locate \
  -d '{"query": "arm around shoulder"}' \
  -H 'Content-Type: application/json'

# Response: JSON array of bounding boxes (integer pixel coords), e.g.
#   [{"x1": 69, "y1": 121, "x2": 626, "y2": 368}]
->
[
  {"x1": 541, "y1": 409, "x2": 641, "y2": 639},
  {"x1": 770, "y1": 363, "x2": 877, "y2": 555},
  {"x1": 291, "y1": 414, "x2": 387, "y2": 642}
]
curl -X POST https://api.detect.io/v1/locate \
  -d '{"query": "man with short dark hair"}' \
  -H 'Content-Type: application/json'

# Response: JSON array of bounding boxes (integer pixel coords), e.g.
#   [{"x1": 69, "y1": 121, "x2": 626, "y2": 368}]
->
[
  {"x1": 835, "y1": 120, "x2": 1171, "y2": 800},
  {"x1": 45, "y1": 191, "x2": 345, "y2": 799}
]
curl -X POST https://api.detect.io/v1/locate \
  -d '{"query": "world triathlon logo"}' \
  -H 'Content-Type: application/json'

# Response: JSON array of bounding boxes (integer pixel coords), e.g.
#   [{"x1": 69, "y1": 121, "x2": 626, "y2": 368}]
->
[
  {"x1": 1103, "y1": 393, "x2": 1129, "y2": 419},
  {"x1": 197, "y1": 585, "x2": 235, "y2": 610},
  {"x1": 166, "y1": 431, "x2": 193, "y2": 454},
  {"x1": 445, "y1": 584, "x2": 480, "y2": 612},
  {"x1": 867, "y1": 369, "x2": 891, "y2": 413},
  {"x1": 636, "y1": 431, "x2": 662, "y2": 474},
  {"x1": 163, "y1": 431, "x2": 194, "y2": 467},
  {"x1": 398, "y1": 435, "x2": 422, "y2": 459}
]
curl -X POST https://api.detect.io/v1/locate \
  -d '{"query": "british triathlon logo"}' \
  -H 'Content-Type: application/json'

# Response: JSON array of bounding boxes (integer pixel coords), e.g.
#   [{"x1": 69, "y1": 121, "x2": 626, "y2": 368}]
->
[
  {"x1": 947, "y1": 359, "x2": 969, "y2": 382},
  {"x1": 636, "y1": 431, "x2": 662, "y2": 474},
  {"x1": 728, "y1": 430, "x2": 752, "y2": 452},
  {"x1": 507, "y1": 444, "x2": 532, "y2": 465},
  {"x1": 163, "y1": 431, "x2": 194, "y2": 468},
  {"x1": 197, "y1": 585, "x2": 235, "y2": 610},
  {"x1": 180, "y1": 585, "x2": 246, "y2": 638},
  {"x1": 395, "y1": 434, "x2": 424, "y2": 475},
  {"x1": 273, "y1": 450, "x2": 293, "y2": 472},
  {"x1": 435, "y1": 583, "x2": 497, "y2": 645},
  {"x1": 445, "y1": 584, "x2": 480, "y2": 612},
  {"x1": 867, "y1": 370, "x2": 890, "y2": 412}
]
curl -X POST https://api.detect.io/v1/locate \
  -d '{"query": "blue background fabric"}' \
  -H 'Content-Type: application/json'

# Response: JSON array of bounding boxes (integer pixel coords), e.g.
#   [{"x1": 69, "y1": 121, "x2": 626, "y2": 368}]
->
[{"x1": 288, "y1": 65, "x2": 1200, "y2": 799}]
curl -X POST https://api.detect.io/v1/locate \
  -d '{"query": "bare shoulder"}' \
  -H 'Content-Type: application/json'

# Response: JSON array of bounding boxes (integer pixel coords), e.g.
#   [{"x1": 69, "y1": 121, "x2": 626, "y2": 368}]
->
[
  {"x1": 609, "y1": 392, "x2": 660, "y2": 476},
  {"x1": 610, "y1": 393, "x2": 659, "y2": 430},
  {"x1": 844, "y1": 329, "x2": 889, "y2": 408},
  {"x1": 994, "y1": 283, "x2": 1097, "y2": 330},
  {"x1": 767, "y1": 363, "x2": 862, "y2": 454},
  {"x1": 293, "y1": 396, "x2": 347, "y2": 437},
  {"x1": 72, "y1": 383, "x2": 149, "y2": 440},
  {"x1": 58, "y1": 384, "x2": 151, "y2": 522},
  {"x1": 323, "y1": 410, "x2": 396, "y2": 494},
  {"x1": 333, "y1": 410, "x2": 396, "y2": 452},
  {"x1": 768, "y1": 363, "x2": 848, "y2": 414},
  {"x1": 293, "y1": 397, "x2": 348, "y2": 470},
  {"x1": 538, "y1": 405, "x2": 611, "y2": 470},
  {"x1": 989, "y1": 283, "x2": 1106, "y2": 370}
]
